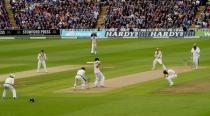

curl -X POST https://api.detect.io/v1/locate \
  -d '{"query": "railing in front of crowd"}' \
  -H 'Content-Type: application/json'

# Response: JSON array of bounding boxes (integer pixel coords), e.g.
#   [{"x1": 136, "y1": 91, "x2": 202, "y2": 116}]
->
[
  {"x1": 61, "y1": 28, "x2": 210, "y2": 39},
  {"x1": 0, "y1": 28, "x2": 209, "y2": 39}
]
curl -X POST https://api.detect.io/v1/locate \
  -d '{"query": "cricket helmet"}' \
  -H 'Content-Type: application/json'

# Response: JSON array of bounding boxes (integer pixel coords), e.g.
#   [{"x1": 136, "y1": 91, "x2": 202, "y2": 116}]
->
[
  {"x1": 95, "y1": 57, "x2": 100, "y2": 61},
  {"x1": 81, "y1": 67, "x2": 86, "y2": 70},
  {"x1": 9, "y1": 74, "x2": 15, "y2": 78},
  {"x1": 163, "y1": 70, "x2": 168, "y2": 74}
]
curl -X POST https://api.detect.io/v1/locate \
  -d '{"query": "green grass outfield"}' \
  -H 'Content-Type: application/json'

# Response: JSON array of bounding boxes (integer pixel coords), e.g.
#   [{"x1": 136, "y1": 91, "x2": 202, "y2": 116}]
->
[{"x1": 0, "y1": 39, "x2": 210, "y2": 116}]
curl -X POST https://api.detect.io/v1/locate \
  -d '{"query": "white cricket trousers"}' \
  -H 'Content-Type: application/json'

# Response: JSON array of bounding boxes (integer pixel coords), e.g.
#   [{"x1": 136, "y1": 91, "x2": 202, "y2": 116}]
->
[
  {"x1": 152, "y1": 58, "x2": 162, "y2": 69},
  {"x1": 193, "y1": 56, "x2": 199, "y2": 69},
  {"x1": 37, "y1": 60, "x2": 47, "y2": 72},
  {"x1": 2, "y1": 84, "x2": 16, "y2": 98},
  {"x1": 74, "y1": 75, "x2": 86, "y2": 89},
  {"x1": 91, "y1": 43, "x2": 97, "y2": 54},
  {"x1": 94, "y1": 72, "x2": 105, "y2": 87},
  {"x1": 166, "y1": 74, "x2": 177, "y2": 86}
]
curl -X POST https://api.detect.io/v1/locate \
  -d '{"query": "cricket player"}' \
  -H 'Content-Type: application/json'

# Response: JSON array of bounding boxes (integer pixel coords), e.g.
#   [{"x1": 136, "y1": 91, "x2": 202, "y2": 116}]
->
[
  {"x1": 163, "y1": 69, "x2": 177, "y2": 87},
  {"x1": 2, "y1": 74, "x2": 17, "y2": 99},
  {"x1": 37, "y1": 49, "x2": 47, "y2": 72},
  {"x1": 152, "y1": 48, "x2": 163, "y2": 70},
  {"x1": 91, "y1": 32, "x2": 98, "y2": 54},
  {"x1": 73, "y1": 67, "x2": 87, "y2": 89},
  {"x1": 87, "y1": 57, "x2": 105, "y2": 87},
  {"x1": 191, "y1": 43, "x2": 200, "y2": 69}
]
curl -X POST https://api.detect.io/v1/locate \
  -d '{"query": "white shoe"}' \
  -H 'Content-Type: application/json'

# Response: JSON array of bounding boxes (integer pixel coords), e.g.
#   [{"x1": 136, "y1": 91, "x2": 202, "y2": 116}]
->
[
  {"x1": 73, "y1": 86, "x2": 76, "y2": 90},
  {"x1": 81, "y1": 87, "x2": 86, "y2": 90}
]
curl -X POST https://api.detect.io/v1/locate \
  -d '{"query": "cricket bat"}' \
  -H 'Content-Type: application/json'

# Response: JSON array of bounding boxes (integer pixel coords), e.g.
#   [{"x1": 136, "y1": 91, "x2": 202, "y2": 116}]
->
[{"x1": 86, "y1": 61, "x2": 94, "y2": 64}]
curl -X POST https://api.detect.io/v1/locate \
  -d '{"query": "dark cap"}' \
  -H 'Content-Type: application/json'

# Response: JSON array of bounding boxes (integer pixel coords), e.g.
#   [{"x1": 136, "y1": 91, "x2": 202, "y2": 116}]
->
[
  {"x1": 163, "y1": 70, "x2": 168, "y2": 74},
  {"x1": 81, "y1": 67, "x2": 86, "y2": 70},
  {"x1": 9, "y1": 74, "x2": 15, "y2": 78},
  {"x1": 95, "y1": 57, "x2": 100, "y2": 61}
]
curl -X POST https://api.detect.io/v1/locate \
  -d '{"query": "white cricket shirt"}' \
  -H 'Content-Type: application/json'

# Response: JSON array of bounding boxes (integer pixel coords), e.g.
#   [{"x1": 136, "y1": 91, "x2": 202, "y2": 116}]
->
[
  {"x1": 4, "y1": 77, "x2": 14, "y2": 85},
  {"x1": 77, "y1": 69, "x2": 85, "y2": 77},
  {"x1": 154, "y1": 51, "x2": 162, "y2": 59},
  {"x1": 191, "y1": 47, "x2": 200, "y2": 58},
  {"x1": 94, "y1": 61, "x2": 101, "y2": 73}
]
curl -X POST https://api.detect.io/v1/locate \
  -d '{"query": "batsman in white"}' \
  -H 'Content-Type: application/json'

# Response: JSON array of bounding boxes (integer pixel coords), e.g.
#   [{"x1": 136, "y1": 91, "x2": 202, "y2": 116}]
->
[
  {"x1": 73, "y1": 67, "x2": 87, "y2": 90},
  {"x1": 2, "y1": 74, "x2": 17, "y2": 99},
  {"x1": 87, "y1": 57, "x2": 105, "y2": 87},
  {"x1": 37, "y1": 49, "x2": 48, "y2": 72},
  {"x1": 152, "y1": 48, "x2": 163, "y2": 70},
  {"x1": 191, "y1": 43, "x2": 200, "y2": 69},
  {"x1": 163, "y1": 69, "x2": 177, "y2": 87},
  {"x1": 91, "y1": 32, "x2": 98, "y2": 54}
]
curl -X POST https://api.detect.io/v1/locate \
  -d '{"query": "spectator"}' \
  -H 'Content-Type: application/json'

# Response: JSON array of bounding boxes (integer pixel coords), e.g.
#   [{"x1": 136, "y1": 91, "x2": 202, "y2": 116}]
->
[
  {"x1": 194, "y1": 3, "x2": 210, "y2": 28},
  {"x1": 10, "y1": 0, "x2": 101, "y2": 29},
  {"x1": 0, "y1": 1, "x2": 12, "y2": 30},
  {"x1": 105, "y1": 0, "x2": 201, "y2": 29}
]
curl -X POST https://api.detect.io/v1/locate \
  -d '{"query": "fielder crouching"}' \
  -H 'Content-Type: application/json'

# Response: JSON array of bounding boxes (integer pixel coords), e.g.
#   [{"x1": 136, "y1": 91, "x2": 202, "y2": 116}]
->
[
  {"x1": 2, "y1": 74, "x2": 17, "y2": 99},
  {"x1": 73, "y1": 67, "x2": 88, "y2": 90},
  {"x1": 163, "y1": 69, "x2": 177, "y2": 87}
]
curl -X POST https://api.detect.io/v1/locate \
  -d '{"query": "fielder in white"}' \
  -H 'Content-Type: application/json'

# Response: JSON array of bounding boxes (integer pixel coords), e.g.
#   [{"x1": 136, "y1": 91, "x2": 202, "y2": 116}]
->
[
  {"x1": 37, "y1": 50, "x2": 47, "y2": 72},
  {"x1": 2, "y1": 74, "x2": 17, "y2": 99},
  {"x1": 73, "y1": 67, "x2": 87, "y2": 90},
  {"x1": 91, "y1": 32, "x2": 97, "y2": 54},
  {"x1": 191, "y1": 43, "x2": 200, "y2": 69},
  {"x1": 152, "y1": 48, "x2": 163, "y2": 70},
  {"x1": 163, "y1": 69, "x2": 177, "y2": 87},
  {"x1": 87, "y1": 57, "x2": 105, "y2": 87}
]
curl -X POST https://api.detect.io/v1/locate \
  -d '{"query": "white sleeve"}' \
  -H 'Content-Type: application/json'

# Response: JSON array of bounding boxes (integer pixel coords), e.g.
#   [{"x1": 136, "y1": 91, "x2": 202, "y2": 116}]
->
[
  {"x1": 159, "y1": 51, "x2": 162, "y2": 58},
  {"x1": 44, "y1": 53, "x2": 47, "y2": 60},
  {"x1": 82, "y1": 70, "x2": 86, "y2": 77},
  {"x1": 169, "y1": 70, "x2": 176, "y2": 75},
  {"x1": 197, "y1": 47, "x2": 200, "y2": 53},
  {"x1": 191, "y1": 48, "x2": 193, "y2": 53},
  {"x1": 154, "y1": 51, "x2": 157, "y2": 57},
  {"x1": 37, "y1": 54, "x2": 40, "y2": 60},
  {"x1": 11, "y1": 78, "x2": 14, "y2": 85},
  {"x1": 97, "y1": 61, "x2": 101, "y2": 66}
]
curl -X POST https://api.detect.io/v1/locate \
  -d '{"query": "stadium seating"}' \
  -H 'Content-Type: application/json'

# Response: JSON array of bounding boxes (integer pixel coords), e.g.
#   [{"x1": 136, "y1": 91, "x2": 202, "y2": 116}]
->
[
  {"x1": 10, "y1": 0, "x2": 100, "y2": 29},
  {"x1": 0, "y1": 1, "x2": 12, "y2": 30},
  {"x1": 0, "y1": 0, "x2": 207, "y2": 29},
  {"x1": 194, "y1": 4, "x2": 210, "y2": 28},
  {"x1": 104, "y1": 0, "x2": 201, "y2": 29}
]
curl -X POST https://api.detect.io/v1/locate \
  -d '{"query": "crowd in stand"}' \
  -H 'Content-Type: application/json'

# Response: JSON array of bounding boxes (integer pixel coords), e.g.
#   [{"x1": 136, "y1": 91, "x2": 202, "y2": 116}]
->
[
  {"x1": 0, "y1": 0, "x2": 209, "y2": 29},
  {"x1": 10, "y1": 0, "x2": 100, "y2": 29},
  {"x1": 194, "y1": 3, "x2": 210, "y2": 28},
  {"x1": 104, "y1": 0, "x2": 201, "y2": 29},
  {"x1": 0, "y1": 1, "x2": 12, "y2": 30}
]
